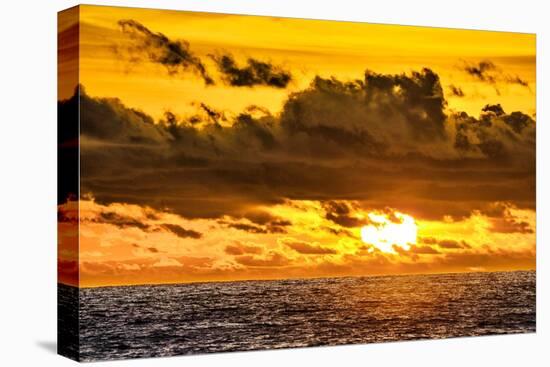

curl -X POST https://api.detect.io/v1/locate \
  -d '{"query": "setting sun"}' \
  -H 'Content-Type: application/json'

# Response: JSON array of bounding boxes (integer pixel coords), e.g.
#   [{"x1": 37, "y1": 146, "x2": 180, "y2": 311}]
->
[{"x1": 360, "y1": 212, "x2": 417, "y2": 253}]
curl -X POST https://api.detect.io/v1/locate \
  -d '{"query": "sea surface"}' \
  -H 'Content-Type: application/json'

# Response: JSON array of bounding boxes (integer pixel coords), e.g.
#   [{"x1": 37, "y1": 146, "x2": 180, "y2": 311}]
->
[{"x1": 60, "y1": 271, "x2": 536, "y2": 361}]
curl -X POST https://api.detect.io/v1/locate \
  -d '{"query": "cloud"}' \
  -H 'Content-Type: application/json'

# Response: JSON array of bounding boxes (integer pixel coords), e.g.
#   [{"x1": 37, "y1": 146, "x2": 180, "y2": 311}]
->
[
  {"x1": 482, "y1": 103, "x2": 505, "y2": 116},
  {"x1": 502, "y1": 112, "x2": 535, "y2": 134},
  {"x1": 117, "y1": 19, "x2": 214, "y2": 85},
  {"x1": 505, "y1": 75, "x2": 529, "y2": 87},
  {"x1": 95, "y1": 211, "x2": 150, "y2": 231},
  {"x1": 198, "y1": 103, "x2": 224, "y2": 124},
  {"x1": 221, "y1": 211, "x2": 292, "y2": 234},
  {"x1": 234, "y1": 252, "x2": 290, "y2": 267},
  {"x1": 409, "y1": 245, "x2": 440, "y2": 254},
  {"x1": 437, "y1": 240, "x2": 471, "y2": 249},
  {"x1": 222, "y1": 221, "x2": 288, "y2": 234},
  {"x1": 58, "y1": 88, "x2": 80, "y2": 204},
  {"x1": 419, "y1": 238, "x2": 471, "y2": 249},
  {"x1": 461, "y1": 60, "x2": 530, "y2": 90},
  {"x1": 243, "y1": 211, "x2": 291, "y2": 226},
  {"x1": 116, "y1": 20, "x2": 292, "y2": 89},
  {"x1": 69, "y1": 66, "x2": 535, "y2": 222},
  {"x1": 489, "y1": 218, "x2": 534, "y2": 234},
  {"x1": 453, "y1": 104, "x2": 535, "y2": 162},
  {"x1": 448, "y1": 85, "x2": 465, "y2": 97},
  {"x1": 279, "y1": 238, "x2": 337, "y2": 255},
  {"x1": 477, "y1": 202, "x2": 535, "y2": 234},
  {"x1": 322, "y1": 201, "x2": 367, "y2": 228},
  {"x1": 210, "y1": 54, "x2": 292, "y2": 88},
  {"x1": 161, "y1": 223, "x2": 202, "y2": 239},
  {"x1": 58, "y1": 202, "x2": 79, "y2": 223},
  {"x1": 68, "y1": 197, "x2": 534, "y2": 287},
  {"x1": 225, "y1": 243, "x2": 263, "y2": 255},
  {"x1": 282, "y1": 68, "x2": 447, "y2": 148},
  {"x1": 463, "y1": 60, "x2": 498, "y2": 83}
]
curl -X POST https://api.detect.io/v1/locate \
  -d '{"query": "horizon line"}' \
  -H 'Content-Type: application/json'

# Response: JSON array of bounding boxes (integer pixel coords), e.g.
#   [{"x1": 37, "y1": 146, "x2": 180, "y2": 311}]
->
[{"x1": 60, "y1": 267, "x2": 536, "y2": 289}]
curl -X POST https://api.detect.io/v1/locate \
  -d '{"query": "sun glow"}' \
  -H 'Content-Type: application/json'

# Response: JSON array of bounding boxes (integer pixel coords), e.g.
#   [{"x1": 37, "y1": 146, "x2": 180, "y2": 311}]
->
[{"x1": 360, "y1": 212, "x2": 417, "y2": 253}]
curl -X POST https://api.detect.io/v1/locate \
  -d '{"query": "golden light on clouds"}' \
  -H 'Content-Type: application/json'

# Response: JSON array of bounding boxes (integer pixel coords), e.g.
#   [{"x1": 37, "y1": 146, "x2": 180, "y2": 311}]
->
[
  {"x1": 58, "y1": 5, "x2": 535, "y2": 287},
  {"x1": 56, "y1": 197, "x2": 535, "y2": 287},
  {"x1": 361, "y1": 212, "x2": 417, "y2": 253}
]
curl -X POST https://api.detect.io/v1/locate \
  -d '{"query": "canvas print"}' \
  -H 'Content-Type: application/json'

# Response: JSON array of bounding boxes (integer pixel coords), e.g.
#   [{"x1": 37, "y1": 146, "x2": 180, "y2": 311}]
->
[{"x1": 57, "y1": 5, "x2": 536, "y2": 362}]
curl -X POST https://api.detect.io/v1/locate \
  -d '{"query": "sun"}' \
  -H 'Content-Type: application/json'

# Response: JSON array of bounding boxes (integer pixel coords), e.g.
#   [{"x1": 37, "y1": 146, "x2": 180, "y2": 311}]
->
[{"x1": 360, "y1": 211, "x2": 417, "y2": 253}]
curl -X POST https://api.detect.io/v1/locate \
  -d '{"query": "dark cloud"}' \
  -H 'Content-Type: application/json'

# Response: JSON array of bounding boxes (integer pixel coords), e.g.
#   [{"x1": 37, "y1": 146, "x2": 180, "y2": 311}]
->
[
  {"x1": 453, "y1": 105, "x2": 535, "y2": 163},
  {"x1": 58, "y1": 205, "x2": 78, "y2": 223},
  {"x1": 116, "y1": 20, "x2": 293, "y2": 89},
  {"x1": 234, "y1": 213, "x2": 292, "y2": 233},
  {"x1": 225, "y1": 243, "x2": 263, "y2": 256},
  {"x1": 461, "y1": 60, "x2": 530, "y2": 89},
  {"x1": 420, "y1": 236, "x2": 471, "y2": 249},
  {"x1": 322, "y1": 201, "x2": 367, "y2": 228},
  {"x1": 81, "y1": 207, "x2": 203, "y2": 238},
  {"x1": 381, "y1": 207, "x2": 404, "y2": 224},
  {"x1": 282, "y1": 68, "x2": 447, "y2": 149},
  {"x1": 503, "y1": 112, "x2": 535, "y2": 134},
  {"x1": 70, "y1": 66, "x2": 535, "y2": 222},
  {"x1": 117, "y1": 19, "x2": 214, "y2": 85},
  {"x1": 409, "y1": 245, "x2": 440, "y2": 254},
  {"x1": 161, "y1": 223, "x2": 202, "y2": 239},
  {"x1": 284, "y1": 240, "x2": 337, "y2": 255},
  {"x1": 482, "y1": 104, "x2": 505, "y2": 116},
  {"x1": 324, "y1": 227, "x2": 354, "y2": 237},
  {"x1": 448, "y1": 85, "x2": 465, "y2": 97},
  {"x1": 478, "y1": 202, "x2": 535, "y2": 232},
  {"x1": 420, "y1": 237, "x2": 438, "y2": 245},
  {"x1": 198, "y1": 103, "x2": 224, "y2": 125},
  {"x1": 210, "y1": 54, "x2": 292, "y2": 88},
  {"x1": 95, "y1": 211, "x2": 150, "y2": 231},
  {"x1": 222, "y1": 221, "x2": 288, "y2": 234},
  {"x1": 463, "y1": 61, "x2": 498, "y2": 83},
  {"x1": 243, "y1": 211, "x2": 291, "y2": 227},
  {"x1": 234, "y1": 252, "x2": 290, "y2": 267},
  {"x1": 489, "y1": 218, "x2": 534, "y2": 234},
  {"x1": 505, "y1": 75, "x2": 529, "y2": 88},
  {"x1": 58, "y1": 87, "x2": 80, "y2": 205}
]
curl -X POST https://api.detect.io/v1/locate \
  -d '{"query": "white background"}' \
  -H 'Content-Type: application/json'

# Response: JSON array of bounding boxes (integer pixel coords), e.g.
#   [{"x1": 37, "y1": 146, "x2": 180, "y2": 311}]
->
[{"x1": 0, "y1": 0, "x2": 547, "y2": 365}]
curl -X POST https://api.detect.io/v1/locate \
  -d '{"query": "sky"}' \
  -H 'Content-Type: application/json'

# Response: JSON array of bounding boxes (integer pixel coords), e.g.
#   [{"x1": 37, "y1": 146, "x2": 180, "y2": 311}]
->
[{"x1": 58, "y1": 5, "x2": 536, "y2": 287}]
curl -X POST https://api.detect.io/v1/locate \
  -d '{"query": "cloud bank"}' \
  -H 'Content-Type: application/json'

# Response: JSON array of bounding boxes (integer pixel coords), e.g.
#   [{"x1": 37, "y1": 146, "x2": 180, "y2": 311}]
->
[{"x1": 63, "y1": 67, "x2": 534, "y2": 223}]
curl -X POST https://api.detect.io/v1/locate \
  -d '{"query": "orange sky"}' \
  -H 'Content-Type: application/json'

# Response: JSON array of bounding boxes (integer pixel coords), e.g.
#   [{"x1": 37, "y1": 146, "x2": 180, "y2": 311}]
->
[{"x1": 58, "y1": 5, "x2": 536, "y2": 287}]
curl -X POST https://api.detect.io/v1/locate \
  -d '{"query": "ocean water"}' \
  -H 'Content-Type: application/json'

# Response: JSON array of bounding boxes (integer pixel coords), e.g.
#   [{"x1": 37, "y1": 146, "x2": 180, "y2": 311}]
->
[{"x1": 62, "y1": 271, "x2": 535, "y2": 361}]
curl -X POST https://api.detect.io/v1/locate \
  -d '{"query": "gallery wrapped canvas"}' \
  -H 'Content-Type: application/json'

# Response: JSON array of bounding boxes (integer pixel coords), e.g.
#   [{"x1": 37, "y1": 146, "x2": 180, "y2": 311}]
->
[{"x1": 58, "y1": 5, "x2": 536, "y2": 362}]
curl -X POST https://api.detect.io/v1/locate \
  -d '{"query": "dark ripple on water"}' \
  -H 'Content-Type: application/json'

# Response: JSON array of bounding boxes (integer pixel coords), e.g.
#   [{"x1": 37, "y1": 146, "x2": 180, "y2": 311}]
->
[{"x1": 68, "y1": 271, "x2": 535, "y2": 361}]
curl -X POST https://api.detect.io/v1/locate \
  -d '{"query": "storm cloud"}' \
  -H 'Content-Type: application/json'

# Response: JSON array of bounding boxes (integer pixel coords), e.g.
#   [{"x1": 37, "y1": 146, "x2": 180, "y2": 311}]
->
[{"x1": 66, "y1": 66, "x2": 535, "y2": 222}]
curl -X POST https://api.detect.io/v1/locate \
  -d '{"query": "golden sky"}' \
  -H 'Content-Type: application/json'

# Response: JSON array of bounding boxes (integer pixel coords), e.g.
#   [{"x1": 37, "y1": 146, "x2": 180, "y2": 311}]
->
[{"x1": 58, "y1": 5, "x2": 536, "y2": 287}]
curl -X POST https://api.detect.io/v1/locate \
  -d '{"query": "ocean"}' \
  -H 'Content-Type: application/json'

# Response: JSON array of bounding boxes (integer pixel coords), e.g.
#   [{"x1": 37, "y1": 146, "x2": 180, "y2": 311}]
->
[{"x1": 59, "y1": 270, "x2": 536, "y2": 361}]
